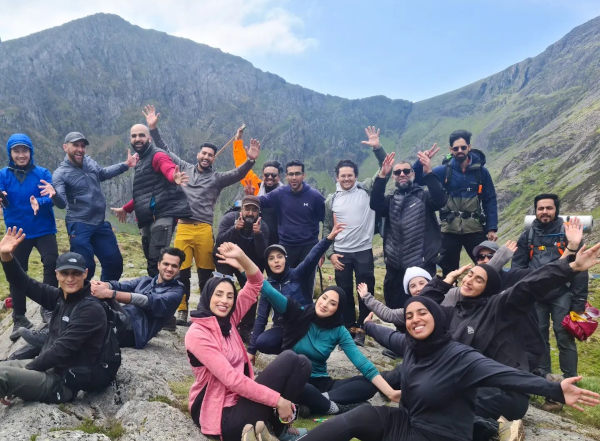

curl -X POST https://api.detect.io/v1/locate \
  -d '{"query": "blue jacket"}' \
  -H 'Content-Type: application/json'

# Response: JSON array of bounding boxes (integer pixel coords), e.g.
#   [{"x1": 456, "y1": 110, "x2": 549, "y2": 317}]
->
[
  {"x1": 259, "y1": 183, "x2": 325, "y2": 246},
  {"x1": 52, "y1": 155, "x2": 129, "y2": 225},
  {"x1": 0, "y1": 134, "x2": 57, "y2": 238},
  {"x1": 109, "y1": 276, "x2": 184, "y2": 349}
]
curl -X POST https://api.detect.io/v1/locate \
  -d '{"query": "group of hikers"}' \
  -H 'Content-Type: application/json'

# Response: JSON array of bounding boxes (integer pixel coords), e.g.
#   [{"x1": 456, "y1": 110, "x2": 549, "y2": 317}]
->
[{"x1": 0, "y1": 105, "x2": 599, "y2": 441}]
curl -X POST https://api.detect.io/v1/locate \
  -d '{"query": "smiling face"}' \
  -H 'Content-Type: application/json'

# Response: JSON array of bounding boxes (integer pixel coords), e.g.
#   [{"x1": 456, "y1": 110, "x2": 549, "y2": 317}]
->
[
  {"x1": 10, "y1": 145, "x2": 31, "y2": 167},
  {"x1": 63, "y1": 141, "x2": 87, "y2": 167},
  {"x1": 56, "y1": 269, "x2": 88, "y2": 295},
  {"x1": 157, "y1": 253, "x2": 181, "y2": 283},
  {"x1": 459, "y1": 266, "x2": 488, "y2": 297},
  {"x1": 197, "y1": 147, "x2": 216, "y2": 170},
  {"x1": 209, "y1": 281, "x2": 235, "y2": 318},
  {"x1": 262, "y1": 166, "x2": 280, "y2": 189},
  {"x1": 535, "y1": 198, "x2": 557, "y2": 224},
  {"x1": 336, "y1": 166, "x2": 357, "y2": 191},
  {"x1": 130, "y1": 124, "x2": 151, "y2": 153},
  {"x1": 286, "y1": 165, "x2": 305, "y2": 192},
  {"x1": 450, "y1": 137, "x2": 471, "y2": 163},
  {"x1": 392, "y1": 162, "x2": 414, "y2": 189},
  {"x1": 267, "y1": 250, "x2": 286, "y2": 274},
  {"x1": 408, "y1": 276, "x2": 429, "y2": 296},
  {"x1": 315, "y1": 290, "x2": 339, "y2": 318},
  {"x1": 405, "y1": 301, "x2": 435, "y2": 340}
]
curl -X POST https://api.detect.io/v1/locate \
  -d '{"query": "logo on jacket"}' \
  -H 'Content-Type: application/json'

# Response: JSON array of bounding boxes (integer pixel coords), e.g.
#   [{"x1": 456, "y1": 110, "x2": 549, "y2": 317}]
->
[
  {"x1": 467, "y1": 326, "x2": 474, "y2": 335},
  {"x1": 303, "y1": 202, "x2": 309, "y2": 207},
  {"x1": 62, "y1": 316, "x2": 70, "y2": 323}
]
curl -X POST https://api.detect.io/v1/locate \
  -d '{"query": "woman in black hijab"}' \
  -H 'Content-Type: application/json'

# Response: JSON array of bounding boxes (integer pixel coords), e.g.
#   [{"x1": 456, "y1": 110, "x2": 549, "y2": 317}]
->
[{"x1": 298, "y1": 294, "x2": 600, "y2": 441}]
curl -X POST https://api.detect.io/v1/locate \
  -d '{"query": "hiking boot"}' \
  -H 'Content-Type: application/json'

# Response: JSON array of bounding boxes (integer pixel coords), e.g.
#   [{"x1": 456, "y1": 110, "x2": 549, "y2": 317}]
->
[
  {"x1": 241, "y1": 424, "x2": 258, "y2": 441},
  {"x1": 541, "y1": 399, "x2": 564, "y2": 412},
  {"x1": 353, "y1": 331, "x2": 365, "y2": 347},
  {"x1": 497, "y1": 416, "x2": 524, "y2": 441},
  {"x1": 40, "y1": 307, "x2": 53, "y2": 324},
  {"x1": 8, "y1": 343, "x2": 41, "y2": 360},
  {"x1": 163, "y1": 315, "x2": 177, "y2": 332},
  {"x1": 19, "y1": 326, "x2": 49, "y2": 349},
  {"x1": 176, "y1": 310, "x2": 189, "y2": 326},
  {"x1": 279, "y1": 425, "x2": 308, "y2": 441},
  {"x1": 9, "y1": 315, "x2": 33, "y2": 342},
  {"x1": 254, "y1": 421, "x2": 278, "y2": 441},
  {"x1": 382, "y1": 348, "x2": 399, "y2": 359}
]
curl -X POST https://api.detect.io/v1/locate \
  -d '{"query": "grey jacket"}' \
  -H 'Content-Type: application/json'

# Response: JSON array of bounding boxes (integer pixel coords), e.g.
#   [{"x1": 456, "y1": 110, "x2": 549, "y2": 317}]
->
[
  {"x1": 150, "y1": 128, "x2": 254, "y2": 224},
  {"x1": 52, "y1": 155, "x2": 129, "y2": 225}
]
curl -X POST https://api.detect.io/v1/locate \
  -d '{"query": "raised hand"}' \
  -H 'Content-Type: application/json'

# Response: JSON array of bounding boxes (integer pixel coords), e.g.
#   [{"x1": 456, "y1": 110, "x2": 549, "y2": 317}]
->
[
  {"x1": 561, "y1": 376, "x2": 600, "y2": 411},
  {"x1": 142, "y1": 104, "x2": 160, "y2": 129},
  {"x1": 486, "y1": 231, "x2": 498, "y2": 241},
  {"x1": 565, "y1": 216, "x2": 583, "y2": 250},
  {"x1": 504, "y1": 240, "x2": 518, "y2": 254},
  {"x1": 570, "y1": 243, "x2": 600, "y2": 272},
  {"x1": 330, "y1": 253, "x2": 345, "y2": 271},
  {"x1": 417, "y1": 149, "x2": 433, "y2": 175},
  {"x1": 444, "y1": 263, "x2": 473, "y2": 285},
  {"x1": 246, "y1": 138, "x2": 261, "y2": 161},
  {"x1": 252, "y1": 217, "x2": 262, "y2": 235},
  {"x1": 38, "y1": 180, "x2": 56, "y2": 198},
  {"x1": 29, "y1": 195, "x2": 39, "y2": 215},
  {"x1": 425, "y1": 143, "x2": 440, "y2": 159},
  {"x1": 173, "y1": 165, "x2": 189, "y2": 186},
  {"x1": 111, "y1": 207, "x2": 127, "y2": 223},
  {"x1": 0, "y1": 227, "x2": 26, "y2": 260},
  {"x1": 363, "y1": 311, "x2": 375, "y2": 324},
  {"x1": 379, "y1": 152, "x2": 395, "y2": 177},
  {"x1": 126, "y1": 150, "x2": 139, "y2": 168},
  {"x1": 243, "y1": 179, "x2": 256, "y2": 195},
  {"x1": 234, "y1": 124, "x2": 246, "y2": 141},
  {"x1": 216, "y1": 242, "x2": 245, "y2": 262},
  {"x1": 357, "y1": 282, "x2": 369, "y2": 299},
  {"x1": 361, "y1": 126, "x2": 381, "y2": 149},
  {"x1": 234, "y1": 212, "x2": 245, "y2": 230}
]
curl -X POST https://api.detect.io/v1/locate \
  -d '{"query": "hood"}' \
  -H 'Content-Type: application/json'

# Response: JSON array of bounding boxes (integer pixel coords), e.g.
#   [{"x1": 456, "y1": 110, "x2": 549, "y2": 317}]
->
[
  {"x1": 467, "y1": 148, "x2": 486, "y2": 167},
  {"x1": 6, "y1": 133, "x2": 34, "y2": 168}
]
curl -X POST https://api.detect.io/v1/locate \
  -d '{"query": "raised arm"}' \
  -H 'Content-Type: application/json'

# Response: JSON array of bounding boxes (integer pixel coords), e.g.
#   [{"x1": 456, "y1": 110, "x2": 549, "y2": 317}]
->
[
  {"x1": 214, "y1": 139, "x2": 259, "y2": 189},
  {"x1": 358, "y1": 283, "x2": 404, "y2": 326}
]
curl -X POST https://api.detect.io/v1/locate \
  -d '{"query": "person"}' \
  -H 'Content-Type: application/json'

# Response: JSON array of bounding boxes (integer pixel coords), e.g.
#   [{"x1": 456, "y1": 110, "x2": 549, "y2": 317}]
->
[
  {"x1": 247, "y1": 223, "x2": 344, "y2": 359},
  {"x1": 414, "y1": 130, "x2": 498, "y2": 276},
  {"x1": 111, "y1": 110, "x2": 191, "y2": 278},
  {"x1": 52, "y1": 131, "x2": 137, "y2": 281},
  {"x1": 89, "y1": 247, "x2": 185, "y2": 348},
  {"x1": 0, "y1": 133, "x2": 60, "y2": 339},
  {"x1": 143, "y1": 106, "x2": 260, "y2": 325},
  {"x1": 298, "y1": 294, "x2": 600, "y2": 441},
  {"x1": 370, "y1": 151, "x2": 446, "y2": 308},
  {"x1": 0, "y1": 227, "x2": 110, "y2": 403},
  {"x1": 259, "y1": 159, "x2": 325, "y2": 270},
  {"x1": 323, "y1": 126, "x2": 387, "y2": 344},
  {"x1": 511, "y1": 194, "x2": 588, "y2": 409},
  {"x1": 185, "y1": 242, "x2": 310, "y2": 441},
  {"x1": 259, "y1": 280, "x2": 401, "y2": 416}
]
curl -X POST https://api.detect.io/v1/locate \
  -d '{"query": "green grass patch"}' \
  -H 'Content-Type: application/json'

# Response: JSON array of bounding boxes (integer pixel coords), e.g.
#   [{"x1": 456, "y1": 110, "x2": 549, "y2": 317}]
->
[{"x1": 51, "y1": 418, "x2": 125, "y2": 440}]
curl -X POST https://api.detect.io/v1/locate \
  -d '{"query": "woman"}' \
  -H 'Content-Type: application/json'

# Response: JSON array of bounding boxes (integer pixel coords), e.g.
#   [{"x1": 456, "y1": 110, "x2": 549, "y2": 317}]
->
[
  {"x1": 298, "y1": 294, "x2": 599, "y2": 441},
  {"x1": 260, "y1": 279, "x2": 401, "y2": 416},
  {"x1": 185, "y1": 242, "x2": 311, "y2": 441},
  {"x1": 248, "y1": 223, "x2": 343, "y2": 358}
]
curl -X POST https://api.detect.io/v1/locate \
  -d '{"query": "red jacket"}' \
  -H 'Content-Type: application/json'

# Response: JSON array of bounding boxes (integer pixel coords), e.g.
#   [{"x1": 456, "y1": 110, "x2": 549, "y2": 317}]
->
[{"x1": 185, "y1": 271, "x2": 279, "y2": 437}]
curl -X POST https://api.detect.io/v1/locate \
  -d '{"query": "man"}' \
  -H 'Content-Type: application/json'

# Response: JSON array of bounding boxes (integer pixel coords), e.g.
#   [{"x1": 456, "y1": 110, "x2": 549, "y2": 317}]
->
[
  {"x1": 143, "y1": 107, "x2": 260, "y2": 325},
  {"x1": 257, "y1": 161, "x2": 284, "y2": 245},
  {"x1": 414, "y1": 130, "x2": 498, "y2": 275},
  {"x1": 90, "y1": 247, "x2": 185, "y2": 349},
  {"x1": 52, "y1": 131, "x2": 137, "y2": 281},
  {"x1": 370, "y1": 151, "x2": 446, "y2": 309},
  {"x1": 111, "y1": 108, "x2": 191, "y2": 278},
  {"x1": 0, "y1": 133, "x2": 60, "y2": 339},
  {"x1": 322, "y1": 126, "x2": 387, "y2": 343},
  {"x1": 0, "y1": 227, "x2": 108, "y2": 403},
  {"x1": 511, "y1": 194, "x2": 587, "y2": 406}
]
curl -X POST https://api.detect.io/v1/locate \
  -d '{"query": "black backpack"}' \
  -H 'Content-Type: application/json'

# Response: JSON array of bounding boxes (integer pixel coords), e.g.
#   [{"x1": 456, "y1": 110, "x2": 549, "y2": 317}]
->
[{"x1": 64, "y1": 300, "x2": 122, "y2": 392}]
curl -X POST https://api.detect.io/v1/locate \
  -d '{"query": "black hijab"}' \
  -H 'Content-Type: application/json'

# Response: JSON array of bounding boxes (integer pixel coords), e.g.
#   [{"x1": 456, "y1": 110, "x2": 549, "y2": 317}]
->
[
  {"x1": 281, "y1": 285, "x2": 346, "y2": 350},
  {"x1": 264, "y1": 245, "x2": 291, "y2": 282},
  {"x1": 401, "y1": 296, "x2": 451, "y2": 357},
  {"x1": 476, "y1": 264, "x2": 502, "y2": 298},
  {"x1": 190, "y1": 276, "x2": 238, "y2": 336}
]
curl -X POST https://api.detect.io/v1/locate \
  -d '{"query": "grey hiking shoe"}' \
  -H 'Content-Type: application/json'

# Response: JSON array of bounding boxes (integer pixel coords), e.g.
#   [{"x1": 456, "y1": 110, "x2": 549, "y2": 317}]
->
[
  {"x1": 176, "y1": 309, "x2": 189, "y2": 326},
  {"x1": 9, "y1": 315, "x2": 33, "y2": 342},
  {"x1": 19, "y1": 326, "x2": 49, "y2": 349}
]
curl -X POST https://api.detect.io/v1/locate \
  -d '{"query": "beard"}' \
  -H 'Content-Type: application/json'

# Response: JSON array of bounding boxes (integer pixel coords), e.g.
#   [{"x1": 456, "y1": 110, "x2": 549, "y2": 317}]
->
[
  {"x1": 395, "y1": 180, "x2": 413, "y2": 191},
  {"x1": 131, "y1": 140, "x2": 150, "y2": 154},
  {"x1": 454, "y1": 153, "x2": 468, "y2": 163}
]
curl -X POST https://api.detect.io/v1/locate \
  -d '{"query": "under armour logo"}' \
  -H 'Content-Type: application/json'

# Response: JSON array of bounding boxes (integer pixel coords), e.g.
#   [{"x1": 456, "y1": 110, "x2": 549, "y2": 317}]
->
[
  {"x1": 466, "y1": 187, "x2": 472, "y2": 192},
  {"x1": 467, "y1": 326, "x2": 474, "y2": 335},
  {"x1": 303, "y1": 203, "x2": 309, "y2": 207}
]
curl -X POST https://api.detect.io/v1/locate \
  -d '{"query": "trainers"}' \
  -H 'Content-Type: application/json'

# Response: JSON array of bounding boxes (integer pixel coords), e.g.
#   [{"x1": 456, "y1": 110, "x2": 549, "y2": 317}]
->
[
  {"x1": 162, "y1": 315, "x2": 177, "y2": 332},
  {"x1": 279, "y1": 425, "x2": 308, "y2": 441},
  {"x1": 176, "y1": 310, "x2": 189, "y2": 326},
  {"x1": 19, "y1": 326, "x2": 49, "y2": 349},
  {"x1": 9, "y1": 315, "x2": 33, "y2": 342},
  {"x1": 541, "y1": 398, "x2": 564, "y2": 412},
  {"x1": 254, "y1": 421, "x2": 278, "y2": 441},
  {"x1": 353, "y1": 332, "x2": 365, "y2": 347},
  {"x1": 335, "y1": 401, "x2": 366, "y2": 414},
  {"x1": 241, "y1": 424, "x2": 258, "y2": 441},
  {"x1": 497, "y1": 416, "x2": 524, "y2": 441}
]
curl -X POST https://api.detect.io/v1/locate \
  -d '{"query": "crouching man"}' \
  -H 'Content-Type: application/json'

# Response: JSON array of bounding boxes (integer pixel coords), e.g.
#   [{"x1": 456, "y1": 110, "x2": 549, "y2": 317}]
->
[
  {"x1": 0, "y1": 227, "x2": 108, "y2": 404},
  {"x1": 90, "y1": 247, "x2": 185, "y2": 349}
]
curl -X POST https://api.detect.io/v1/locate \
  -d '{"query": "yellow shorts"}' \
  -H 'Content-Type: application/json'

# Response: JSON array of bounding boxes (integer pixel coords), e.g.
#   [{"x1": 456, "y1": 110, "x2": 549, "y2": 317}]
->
[{"x1": 173, "y1": 223, "x2": 216, "y2": 271}]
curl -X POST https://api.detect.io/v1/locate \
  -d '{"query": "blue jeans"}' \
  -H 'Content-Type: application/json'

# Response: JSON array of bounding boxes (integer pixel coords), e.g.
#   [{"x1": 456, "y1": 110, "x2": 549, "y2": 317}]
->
[{"x1": 67, "y1": 221, "x2": 123, "y2": 281}]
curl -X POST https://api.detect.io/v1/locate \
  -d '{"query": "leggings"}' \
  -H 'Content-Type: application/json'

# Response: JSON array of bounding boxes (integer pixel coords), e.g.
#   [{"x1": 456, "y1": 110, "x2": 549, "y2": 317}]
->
[
  {"x1": 299, "y1": 375, "x2": 380, "y2": 414},
  {"x1": 220, "y1": 350, "x2": 311, "y2": 441}
]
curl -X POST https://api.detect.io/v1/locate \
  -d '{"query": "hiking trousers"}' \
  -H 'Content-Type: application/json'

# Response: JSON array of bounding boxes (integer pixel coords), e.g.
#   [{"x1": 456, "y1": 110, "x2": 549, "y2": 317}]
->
[{"x1": 0, "y1": 359, "x2": 73, "y2": 403}]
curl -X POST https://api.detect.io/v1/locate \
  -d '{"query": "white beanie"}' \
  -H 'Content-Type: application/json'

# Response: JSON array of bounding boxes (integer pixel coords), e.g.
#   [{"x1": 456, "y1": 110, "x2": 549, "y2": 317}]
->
[{"x1": 403, "y1": 267, "x2": 433, "y2": 294}]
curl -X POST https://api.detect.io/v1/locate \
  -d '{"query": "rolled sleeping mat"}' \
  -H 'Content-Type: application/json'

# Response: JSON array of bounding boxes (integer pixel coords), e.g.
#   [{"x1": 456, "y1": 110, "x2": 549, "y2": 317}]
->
[{"x1": 524, "y1": 215, "x2": 593, "y2": 232}]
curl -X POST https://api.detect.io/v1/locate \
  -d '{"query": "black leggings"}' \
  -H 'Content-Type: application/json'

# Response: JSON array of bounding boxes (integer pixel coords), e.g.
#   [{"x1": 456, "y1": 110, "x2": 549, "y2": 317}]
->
[
  {"x1": 220, "y1": 350, "x2": 311, "y2": 441},
  {"x1": 299, "y1": 376, "x2": 381, "y2": 414}
]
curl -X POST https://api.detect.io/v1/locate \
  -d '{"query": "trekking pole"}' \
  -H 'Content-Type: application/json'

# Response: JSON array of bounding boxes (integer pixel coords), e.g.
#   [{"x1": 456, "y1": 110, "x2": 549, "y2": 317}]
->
[{"x1": 215, "y1": 123, "x2": 246, "y2": 159}]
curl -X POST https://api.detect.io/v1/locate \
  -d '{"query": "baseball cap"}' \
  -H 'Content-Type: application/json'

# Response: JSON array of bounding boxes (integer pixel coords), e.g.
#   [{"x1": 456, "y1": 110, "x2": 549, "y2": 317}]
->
[
  {"x1": 64, "y1": 132, "x2": 89, "y2": 145},
  {"x1": 55, "y1": 252, "x2": 87, "y2": 272},
  {"x1": 472, "y1": 240, "x2": 500, "y2": 257},
  {"x1": 264, "y1": 244, "x2": 287, "y2": 259},
  {"x1": 242, "y1": 195, "x2": 260, "y2": 209}
]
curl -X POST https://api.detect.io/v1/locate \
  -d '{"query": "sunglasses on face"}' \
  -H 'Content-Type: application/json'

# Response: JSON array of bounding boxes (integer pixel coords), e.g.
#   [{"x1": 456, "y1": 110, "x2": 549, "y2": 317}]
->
[
  {"x1": 452, "y1": 145, "x2": 469, "y2": 152},
  {"x1": 393, "y1": 168, "x2": 413, "y2": 176},
  {"x1": 264, "y1": 173, "x2": 278, "y2": 178},
  {"x1": 476, "y1": 253, "x2": 495, "y2": 261},
  {"x1": 212, "y1": 271, "x2": 237, "y2": 283}
]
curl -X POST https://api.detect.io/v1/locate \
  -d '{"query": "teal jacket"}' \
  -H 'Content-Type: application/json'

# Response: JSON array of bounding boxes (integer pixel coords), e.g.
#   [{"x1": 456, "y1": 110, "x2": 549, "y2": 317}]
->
[{"x1": 261, "y1": 280, "x2": 379, "y2": 380}]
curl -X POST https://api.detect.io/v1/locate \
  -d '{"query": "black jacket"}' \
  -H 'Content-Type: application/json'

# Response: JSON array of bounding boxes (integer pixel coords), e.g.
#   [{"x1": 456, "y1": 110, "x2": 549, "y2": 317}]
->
[{"x1": 2, "y1": 259, "x2": 106, "y2": 373}]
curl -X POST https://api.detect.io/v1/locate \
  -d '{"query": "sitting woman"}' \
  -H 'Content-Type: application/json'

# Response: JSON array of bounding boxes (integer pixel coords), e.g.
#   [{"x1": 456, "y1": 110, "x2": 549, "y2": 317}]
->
[
  {"x1": 298, "y1": 294, "x2": 600, "y2": 441},
  {"x1": 248, "y1": 223, "x2": 343, "y2": 359},
  {"x1": 185, "y1": 242, "x2": 311, "y2": 441},
  {"x1": 260, "y1": 279, "x2": 401, "y2": 416}
]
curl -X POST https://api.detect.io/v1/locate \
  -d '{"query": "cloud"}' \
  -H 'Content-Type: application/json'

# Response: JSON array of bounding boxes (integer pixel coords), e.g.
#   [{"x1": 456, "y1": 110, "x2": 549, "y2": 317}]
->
[{"x1": 0, "y1": 0, "x2": 317, "y2": 55}]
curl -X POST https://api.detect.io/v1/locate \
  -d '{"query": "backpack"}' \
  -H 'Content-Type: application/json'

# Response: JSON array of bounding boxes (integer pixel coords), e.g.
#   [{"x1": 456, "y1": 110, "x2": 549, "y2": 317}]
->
[
  {"x1": 64, "y1": 300, "x2": 122, "y2": 392},
  {"x1": 526, "y1": 224, "x2": 566, "y2": 260}
]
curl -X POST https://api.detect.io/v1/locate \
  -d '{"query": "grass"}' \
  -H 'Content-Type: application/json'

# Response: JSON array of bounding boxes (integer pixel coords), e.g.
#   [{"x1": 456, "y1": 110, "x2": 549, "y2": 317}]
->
[{"x1": 50, "y1": 418, "x2": 125, "y2": 440}]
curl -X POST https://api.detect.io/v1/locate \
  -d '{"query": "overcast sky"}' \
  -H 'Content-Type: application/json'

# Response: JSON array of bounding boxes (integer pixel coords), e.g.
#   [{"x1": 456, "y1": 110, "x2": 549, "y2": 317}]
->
[{"x1": 1, "y1": 0, "x2": 599, "y2": 101}]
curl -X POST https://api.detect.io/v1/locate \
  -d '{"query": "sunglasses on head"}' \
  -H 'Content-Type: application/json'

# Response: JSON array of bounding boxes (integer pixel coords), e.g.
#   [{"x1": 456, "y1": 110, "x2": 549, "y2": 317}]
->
[
  {"x1": 476, "y1": 253, "x2": 495, "y2": 261},
  {"x1": 212, "y1": 271, "x2": 237, "y2": 283},
  {"x1": 264, "y1": 172, "x2": 278, "y2": 178},
  {"x1": 393, "y1": 168, "x2": 413, "y2": 176},
  {"x1": 452, "y1": 145, "x2": 469, "y2": 152}
]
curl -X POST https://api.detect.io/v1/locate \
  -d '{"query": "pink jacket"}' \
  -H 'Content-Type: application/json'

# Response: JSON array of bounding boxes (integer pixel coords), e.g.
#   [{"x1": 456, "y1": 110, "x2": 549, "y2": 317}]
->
[{"x1": 185, "y1": 271, "x2": 280, "y2": 437}]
